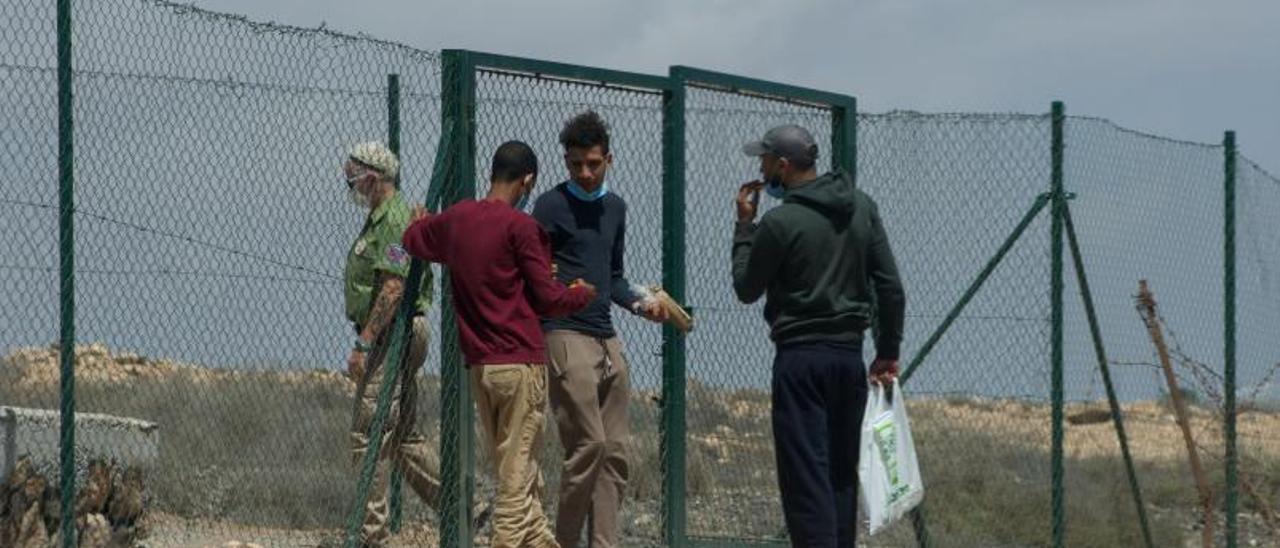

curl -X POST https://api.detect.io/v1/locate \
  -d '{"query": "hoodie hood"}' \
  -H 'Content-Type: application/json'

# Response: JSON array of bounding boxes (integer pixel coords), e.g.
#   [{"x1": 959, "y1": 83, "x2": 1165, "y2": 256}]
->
[
  {"x1": 731, "y1": 167, "x2": 905, "y2": 357},
  {"x1": 784, "y1": 170, "x2": 858, "y2": 224}
]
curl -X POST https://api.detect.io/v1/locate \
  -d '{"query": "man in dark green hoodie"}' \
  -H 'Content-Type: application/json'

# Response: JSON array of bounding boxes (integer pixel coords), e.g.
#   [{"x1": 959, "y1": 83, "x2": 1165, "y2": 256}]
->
[{"x1": 732, "y1": 124, "x2": 905, "y2": 548}]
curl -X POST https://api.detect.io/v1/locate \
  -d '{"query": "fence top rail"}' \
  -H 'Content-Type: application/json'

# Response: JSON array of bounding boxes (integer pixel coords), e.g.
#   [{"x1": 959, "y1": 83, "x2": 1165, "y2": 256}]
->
[
  {"x1": 671, "y1": 65, "x2": 854, "y2": 111},
  {"x1": 450, "y1": 49, "x2": 671, "y2": 93}
]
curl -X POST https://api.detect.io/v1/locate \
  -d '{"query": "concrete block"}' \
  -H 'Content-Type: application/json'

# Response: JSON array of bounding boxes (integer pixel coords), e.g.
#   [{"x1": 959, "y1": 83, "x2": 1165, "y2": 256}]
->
[{"x1": 1, "y1": 406, "x2": 159, "y2": 481}]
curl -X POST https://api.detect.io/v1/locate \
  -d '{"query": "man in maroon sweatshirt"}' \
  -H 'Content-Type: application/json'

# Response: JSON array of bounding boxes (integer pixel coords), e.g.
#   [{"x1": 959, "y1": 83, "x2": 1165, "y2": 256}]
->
[{"x1": 402, "y1": 140, "x2": 594, "y2": 548}]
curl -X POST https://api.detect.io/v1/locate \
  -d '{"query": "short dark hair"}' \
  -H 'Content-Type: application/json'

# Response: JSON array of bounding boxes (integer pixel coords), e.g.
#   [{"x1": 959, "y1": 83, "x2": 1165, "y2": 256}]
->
[
  {"x1": 490, "y1": 140, "x2": 538, "y2": 183},
  {"x1": 559, "y1": 110, "x2": 610, "y2": 154}
]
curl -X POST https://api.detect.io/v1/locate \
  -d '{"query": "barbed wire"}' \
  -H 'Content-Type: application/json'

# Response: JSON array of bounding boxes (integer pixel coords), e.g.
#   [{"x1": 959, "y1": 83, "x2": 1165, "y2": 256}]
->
[
  {"x1": 0, "y1": 263, "x2": 337, "y2": 285},
  {"x1": 1, "y1": 198, "x2": 340, "y2": 281}
]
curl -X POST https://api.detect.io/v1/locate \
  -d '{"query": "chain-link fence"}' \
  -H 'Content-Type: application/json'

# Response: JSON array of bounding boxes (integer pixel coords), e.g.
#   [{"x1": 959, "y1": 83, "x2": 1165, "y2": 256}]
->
[
  {"x1": 859, "y1": 112, "x2": 1057, "y2": 546},
  {"x1": 3, "y1": 0, "x2": 447, "y2": 544},
  {"x1": 1233, "y1": 156, "x2": 1280, "y2": 541},
  {"x1": 680, "y1": 83, "x2": 835, "y2": 542},
  {"x1": 4, "y1": 0, "x2": 1279, "y2": 547},
  {"x1": 1061, "y1": 116, "x2": 1227, "y2": 547},
  {"x1": 470, "y1": 66, "x2": 668, "y2": 544},
  {"x1": 1, "y1": 0, "x2": 61, "y2": 414}
]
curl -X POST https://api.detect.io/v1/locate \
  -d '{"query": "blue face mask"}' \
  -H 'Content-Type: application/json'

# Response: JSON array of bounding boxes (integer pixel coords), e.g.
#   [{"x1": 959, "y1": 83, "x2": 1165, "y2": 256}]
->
[
  {"x1": 566, "y1": 180, "x2": 609, "y2": 202},
  {"x1": 763, "y1": 165, "x2": 786, "y2": 199},
  {"x1": 765, "y1": 181, "x2": 786, "y2": 199},
  {"x1": 515, "y1": 191, "x2": 531, "y2": 211}
]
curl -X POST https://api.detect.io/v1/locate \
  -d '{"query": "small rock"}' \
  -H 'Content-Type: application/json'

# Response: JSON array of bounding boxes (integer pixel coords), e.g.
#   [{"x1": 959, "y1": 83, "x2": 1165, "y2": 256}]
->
[
  {"x1": 81, "y1": 343, "x2": 110, "y2": 358},
  {"x1": 116, "y1": 352, "x2": 145, "y2": 365},
  {"x1": 78, "y1": 513, "x2": 111, "y2": 548}
]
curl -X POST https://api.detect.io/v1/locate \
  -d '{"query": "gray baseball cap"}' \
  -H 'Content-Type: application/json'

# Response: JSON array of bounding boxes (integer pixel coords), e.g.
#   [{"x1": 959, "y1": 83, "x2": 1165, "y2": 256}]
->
[{"x1": 742, "y1": 124, "x2": 819, "y2": 166}]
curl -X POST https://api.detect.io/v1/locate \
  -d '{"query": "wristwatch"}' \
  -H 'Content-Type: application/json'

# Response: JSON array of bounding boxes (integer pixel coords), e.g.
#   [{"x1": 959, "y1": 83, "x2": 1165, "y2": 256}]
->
[{"x1": 354, "y1": 339, "x2": 374, "y2": 353}]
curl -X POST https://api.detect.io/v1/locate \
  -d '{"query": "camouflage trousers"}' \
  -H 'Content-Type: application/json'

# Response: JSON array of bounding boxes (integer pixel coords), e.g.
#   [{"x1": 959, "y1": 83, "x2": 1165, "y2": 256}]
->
[{"x1": 349, "y1": 316, "x2": 442, "y2": 546}]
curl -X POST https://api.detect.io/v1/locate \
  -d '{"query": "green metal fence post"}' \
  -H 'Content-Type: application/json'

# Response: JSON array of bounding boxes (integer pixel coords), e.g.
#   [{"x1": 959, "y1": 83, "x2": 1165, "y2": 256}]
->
[
  {"x1": 1049, "y1": 101, "x2": 1066, "y2": 548},
  {"x1": 1063, "y1": 204, "x2": 1155, "y2": 548},
  {"x1": 663, "y1": 66, "x2": 690, "y2": 548},
  {"x1": 1223, "y1": 130, "x2": 1239, "y2": 548},
  {"x1": 895, "y1": 192, "x2": 1051, "y2": 548},
  {"x1": 440, "y1": 49, "x2": 477, "y2": 548},
  {"x1": 342, "y1": 72, "x2": 427, "y2": 547},
  {"x1": 839, "y1": 95, "x2": 932, "y2": 548},
  {"x1": 433, "y1": 49, "x2": 670, "y2": 546},
  {"x1": 385, "y1": 73, "x2": 406, "y2": 533},
  {"x1": 57, "y1": 0, "x2": 77, "y2": 545},
  {"x1": 841, "y1": 95, "x2": 932, "y2": 548},
  {"x1": 832, "y1": 97, "x2": 856, "y2": 176},
  {"x1": 387, "y1": 73, "x2": 401, "y2": 157},
  {"x1": 341, "y1": 204, "x2": 413, "y2": 539}
]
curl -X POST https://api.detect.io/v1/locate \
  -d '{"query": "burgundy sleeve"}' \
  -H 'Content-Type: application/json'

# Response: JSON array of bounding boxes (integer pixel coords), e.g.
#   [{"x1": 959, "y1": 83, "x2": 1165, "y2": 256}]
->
[
  {"x1": 513, "y1": 217, "x2": 591, "y2": 317},
  {"x1": 402, "y1": 210, "x2": 448, "y2": 264}
]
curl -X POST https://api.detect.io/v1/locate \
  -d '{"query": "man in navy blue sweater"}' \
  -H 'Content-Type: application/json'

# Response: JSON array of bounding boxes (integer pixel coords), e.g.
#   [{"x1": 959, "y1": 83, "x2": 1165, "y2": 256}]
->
[{"x1": 531, "y1": 111, "x2": 667, "y2": 547}]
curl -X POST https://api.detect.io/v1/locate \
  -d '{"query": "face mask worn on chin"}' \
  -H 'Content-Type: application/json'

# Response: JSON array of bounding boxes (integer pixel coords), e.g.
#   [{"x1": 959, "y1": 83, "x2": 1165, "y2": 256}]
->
[
  {"x1": 764, "y1": 177, "x2": 786, "y2": 199},
  {"x1": 566, "y1": 180, "x2": 609, "y2": 202}
]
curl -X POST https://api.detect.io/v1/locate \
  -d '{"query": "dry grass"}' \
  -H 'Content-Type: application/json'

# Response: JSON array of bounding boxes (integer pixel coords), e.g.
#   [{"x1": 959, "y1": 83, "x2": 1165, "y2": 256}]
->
[{"x1": 3, "y1": 345, "x2": 1279, "y2": 546}]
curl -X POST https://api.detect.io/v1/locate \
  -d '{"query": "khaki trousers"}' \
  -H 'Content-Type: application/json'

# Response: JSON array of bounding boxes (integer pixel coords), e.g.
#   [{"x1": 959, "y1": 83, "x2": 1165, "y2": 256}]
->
[
  {"x1": 471, "y1": 363, "x2": 559, "y2": 548},
  {"x1": 546, "y1": 330, "x2": 630, "y2": 548}
]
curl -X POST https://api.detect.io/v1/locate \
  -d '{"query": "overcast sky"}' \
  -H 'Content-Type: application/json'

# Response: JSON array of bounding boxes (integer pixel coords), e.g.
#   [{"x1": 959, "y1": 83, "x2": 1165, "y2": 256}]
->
[{"x1": 186, "y1": 0, "x2": 1280, "y2": 173}]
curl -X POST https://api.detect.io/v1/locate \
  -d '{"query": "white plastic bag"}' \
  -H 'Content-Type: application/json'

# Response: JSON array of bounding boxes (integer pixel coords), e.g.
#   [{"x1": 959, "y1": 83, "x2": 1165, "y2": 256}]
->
[{"x1": 858, "y1": 378, "x2": 924, "y2": 535}]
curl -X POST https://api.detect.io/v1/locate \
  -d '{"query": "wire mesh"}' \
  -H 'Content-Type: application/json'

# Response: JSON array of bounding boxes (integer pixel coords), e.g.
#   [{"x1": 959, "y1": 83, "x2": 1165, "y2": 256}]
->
[
  {"x1": 1063, "y1": 116, "x2": 1228, "y2": 546},
  {"x1": 396, "y1": 65, "x2": 450, "y2": 541},
  {"x1": 0, "y1": 0, "x2": 61, "y2": 413},
  {"x1": 858, "y1": 111, "x2": 1055, "y2": 546},
  {"x1": 4, "y1": 0, "x2": 1277, "y2": 544},
  {"x1": 0, "y1": 0, "x2": 445, "y2": 543},
  {"x1": 1065, "y1": 118, "x2": 1223, "y2": 399},
  {"x1": 680, "y1": 86, "x2": 833, "y2": 542},
  {"x1": 470, "y1": 68, "x2": 667, "y2": 545},
  {"x1": 1233, "y1": 156, "x2": 1280, "y2": 528}
]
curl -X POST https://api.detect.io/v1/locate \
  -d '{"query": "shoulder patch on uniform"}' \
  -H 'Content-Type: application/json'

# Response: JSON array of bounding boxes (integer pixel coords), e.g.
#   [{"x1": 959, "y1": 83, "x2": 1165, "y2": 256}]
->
[{"x1": 386, "y1": 243, "x2": 409, "y2": 266}]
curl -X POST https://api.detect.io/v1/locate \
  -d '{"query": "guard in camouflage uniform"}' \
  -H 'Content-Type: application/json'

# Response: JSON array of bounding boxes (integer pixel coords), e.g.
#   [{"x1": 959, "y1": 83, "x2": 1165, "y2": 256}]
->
[{"x1": 342, "y1": 141, "x2": 440, "y2": 546}]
